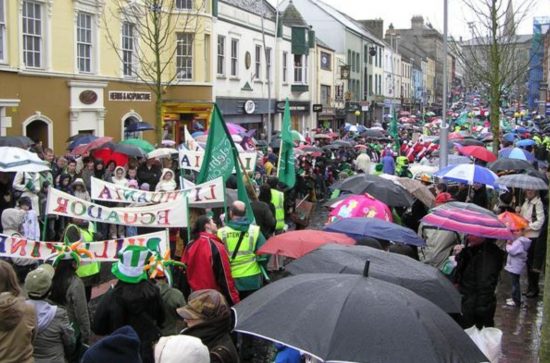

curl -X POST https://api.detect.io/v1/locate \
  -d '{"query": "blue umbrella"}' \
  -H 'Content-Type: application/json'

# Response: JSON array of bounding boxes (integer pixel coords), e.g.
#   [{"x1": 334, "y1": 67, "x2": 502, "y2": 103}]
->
[
  {"x1": 68, "y1": 135, "x2": 97, "y2": 150},
  {"x1": 503, "y1": 133, "x2": 517, "y2": 143},
  {"x1": 191, "y1": 131, "x2": 205, "y2": 138},
  {"x1": 323, "y1": 217, "x2": 426, "y2": 247},
  {"x1": 499, "y1": 147, "x2": 535, "y2": 162},
  {"x1": 126, "y1": 121, "x2": 154, "y2": 132},
  {"x1": 434, "y1": 163, "x2": 500, "y2": 188},
  {"x1": 516, "y1": 139, "x2": 536, "y2": 147}
]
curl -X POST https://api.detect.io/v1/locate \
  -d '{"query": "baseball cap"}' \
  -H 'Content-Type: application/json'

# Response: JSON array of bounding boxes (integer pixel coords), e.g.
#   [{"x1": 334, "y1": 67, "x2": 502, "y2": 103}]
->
[
  {"x1": 176, "y1": 289, "x2": 230, "y2": 321},
  {"x1": 25, "y1": 264, "x2": 55, "y2": 298}
]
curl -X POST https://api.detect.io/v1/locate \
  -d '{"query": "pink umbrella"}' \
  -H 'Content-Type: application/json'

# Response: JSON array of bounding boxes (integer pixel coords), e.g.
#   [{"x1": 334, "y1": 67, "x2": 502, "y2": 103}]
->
[
  {"x1": 329, "y1": 194, "x2": 393, "y2": 223},
  {"x1": 226, "y1": 122, "x2": 247, "y2": 135}
]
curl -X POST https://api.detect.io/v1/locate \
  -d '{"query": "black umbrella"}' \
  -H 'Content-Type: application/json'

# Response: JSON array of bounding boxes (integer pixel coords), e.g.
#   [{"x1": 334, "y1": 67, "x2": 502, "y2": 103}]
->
[
  {"x1": 332, "y1": 140, "x2": 353, "y2": 148},
  {"x1": 126, "y1": 121, "x2": 155, "y2": 132},
  {"x1": 0, "y1": 136, "x2": 34, "y2": 148},
  {"x1": 361, "y1": 128, "x2": 386, "y2": 139},
  {"x1": 455, "y1": 138, "x2": 485, "y2": 147},
  {"x1": 286, "y1": 244, "x2": 461, "y2": 313},
  {"x1": 488, "y1": 158, "x2": 535, "y2": 172},
  {"x1": 102, "y1": 142, "x2": 146, "y2": 158},
  {"x1": 234, "y1": 271, "x2": 486, "y2": 363},
  {"x1": 331, "y1": 174, "x2": 415, "y2": 207}
]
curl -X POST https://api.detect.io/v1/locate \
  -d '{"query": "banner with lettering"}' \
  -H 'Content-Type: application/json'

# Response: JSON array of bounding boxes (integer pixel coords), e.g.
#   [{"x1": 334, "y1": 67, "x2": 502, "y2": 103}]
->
[
  {"x1": 0, "y1": 231, "x2": 168, "y2": 262},
  {"x1": 179, "y1": 149, "x2": 258, "y2": 173},
  {"x1": 46, "y1": 188, "x2": 188, "y2": 227},
  {"x1": 90, "y1": 177, "x2": 224, "y2": 206}
]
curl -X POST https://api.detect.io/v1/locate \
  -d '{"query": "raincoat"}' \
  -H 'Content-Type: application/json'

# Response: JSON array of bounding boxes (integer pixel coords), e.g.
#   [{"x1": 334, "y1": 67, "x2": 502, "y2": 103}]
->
[{"x1": 0, "y1": 292, "x2": 36, "y2": 363}]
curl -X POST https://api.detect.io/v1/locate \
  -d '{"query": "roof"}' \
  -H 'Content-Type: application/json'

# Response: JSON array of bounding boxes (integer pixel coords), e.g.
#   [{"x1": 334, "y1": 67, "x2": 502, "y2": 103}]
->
[
  {"x1": 220, "y1": 0, "x2": 276, "y2": 19},
  {"x1": 316, "y1": 37, "x2": 334, "y2": 51},
  {"x1": 281, "y1": 0, "x2": 308, "y2": 27},
  {"x1": 305, "y1": 0, "x2": 384, "y2": 46},
  {"x1": 460, "y1": 34, "x2": 532, "y2": 47}
]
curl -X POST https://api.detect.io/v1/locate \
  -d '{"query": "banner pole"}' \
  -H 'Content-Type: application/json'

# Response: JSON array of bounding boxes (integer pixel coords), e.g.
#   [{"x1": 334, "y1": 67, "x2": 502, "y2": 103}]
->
[
  {"x1": 186, "y1": 195, "x2": 191, "y2": 244},
  {"x1": 235, "y1": 148, "x2": 257, "y2": 201}
]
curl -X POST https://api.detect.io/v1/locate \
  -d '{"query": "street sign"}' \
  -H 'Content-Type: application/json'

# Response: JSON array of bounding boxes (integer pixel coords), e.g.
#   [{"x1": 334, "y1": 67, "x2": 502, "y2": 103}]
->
[{"x1": 313, "y1": 104, "x2": 323, "y2": 112}]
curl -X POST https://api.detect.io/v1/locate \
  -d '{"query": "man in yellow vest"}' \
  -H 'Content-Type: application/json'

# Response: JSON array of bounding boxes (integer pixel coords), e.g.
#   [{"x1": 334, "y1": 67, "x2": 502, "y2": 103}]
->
[
  {"x1": 218, "y1": 201, "x2": 267, "y2": 299},
  {"x1": 268, "y1": 177, "x2": 285, "y2": 233}
]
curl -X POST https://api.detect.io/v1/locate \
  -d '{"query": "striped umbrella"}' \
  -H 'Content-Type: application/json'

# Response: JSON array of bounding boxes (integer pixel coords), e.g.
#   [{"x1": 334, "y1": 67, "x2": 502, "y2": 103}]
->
[
  {"x1": 421, "y1": 203, "x2": 515, "y2": 240},
  {"x1": 434, "y1": 164, "x2": 500, "y2": 188},
  {"x1": 496, "y1": 174, "x2": 548, "y2": 190}
]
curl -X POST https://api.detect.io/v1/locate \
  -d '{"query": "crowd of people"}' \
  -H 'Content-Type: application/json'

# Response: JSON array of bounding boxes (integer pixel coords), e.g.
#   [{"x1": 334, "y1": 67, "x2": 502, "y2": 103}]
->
[{"x1": 0, "y1": 107, "x2": 549, "y2": 362}]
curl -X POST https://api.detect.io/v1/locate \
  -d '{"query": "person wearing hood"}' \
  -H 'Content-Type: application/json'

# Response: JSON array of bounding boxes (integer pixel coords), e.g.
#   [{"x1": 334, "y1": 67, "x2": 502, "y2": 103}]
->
[
  {"x1": 0, "y1": 260, "x2": 36, "y2": 363},
  {"x1": 110, "y1": 166, "x2": 128, "y2": 238},
  {"x1": 2, "y1": 207, "x2": 38, "y2": 283},
  {"x1": 93, "y1": 245, "x2": 164, "y2": 363},
  {"x1": 71, "y1": 178, "x2": 91, "y2": 202},
  {"x1": 156, "y1": 168, "x2": 177, "y2": 192},
  {"x1": 24, "y1": 264, "x2": 76, "y2": 363},
  {"x1": 217, "y1": 201, "x2": 267, "y2": 299},
  {"x1": 178, "y1": 289, "x2": 239, "y2": 363},
  {"x1": 112, "y1": 166, "x2": 129, "y2": 187},
  {"x1": 504, "y1": 229, "x2": 532, "y2": 308}
]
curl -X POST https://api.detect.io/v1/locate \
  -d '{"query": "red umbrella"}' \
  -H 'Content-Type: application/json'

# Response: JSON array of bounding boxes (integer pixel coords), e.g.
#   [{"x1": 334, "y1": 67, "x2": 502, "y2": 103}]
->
[
  {"x1": 71, "y1": 136, "x2": 113, "y2": 156},
  {"x1": 458, "y1": 145, "x2": 497, "y2": 163},
  {"x1": 448, "y1": 132, "x2": 464, "y2": 140},
  {"x1": 257, "y1": 230, "x2": 355, "y2": 259},
  {"x1": 92, "y1": 148, "x2": 128, "y2": 166}
]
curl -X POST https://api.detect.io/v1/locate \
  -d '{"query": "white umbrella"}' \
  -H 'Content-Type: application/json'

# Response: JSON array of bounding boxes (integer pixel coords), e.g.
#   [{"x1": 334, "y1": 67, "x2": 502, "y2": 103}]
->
[
  {"x1": 147, "y1": 148, "x2": 178, "y2": 159},
  {"x1": 0, "y1": 147, "x2": 50, "y2": 172}
]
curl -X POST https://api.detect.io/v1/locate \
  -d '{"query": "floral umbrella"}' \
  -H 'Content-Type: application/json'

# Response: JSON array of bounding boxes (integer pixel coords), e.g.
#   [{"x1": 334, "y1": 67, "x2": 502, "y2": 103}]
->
[{"x1": 328, "y1": 193, "x2": 392, "y2": 223}]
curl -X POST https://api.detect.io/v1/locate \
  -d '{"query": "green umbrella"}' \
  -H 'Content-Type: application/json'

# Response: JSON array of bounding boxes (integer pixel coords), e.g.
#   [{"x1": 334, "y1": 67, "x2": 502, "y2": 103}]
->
[
  {"x1": 120, "y1": 138, "x2": 155, "y2": 153},
  {"x1": 291, "y1": 130, "x2": 305, "y2": 142}
]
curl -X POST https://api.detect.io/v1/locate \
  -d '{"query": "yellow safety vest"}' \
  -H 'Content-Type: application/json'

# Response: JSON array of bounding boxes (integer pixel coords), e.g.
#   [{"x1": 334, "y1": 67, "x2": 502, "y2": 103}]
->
[
  {"x1": 218, "y1": 225, "x2": 261, "y2": 279},
  {"x1": 66, "y1": 224, "x2": 100, "y2": 278},
  {"x1": 271, "y1": 189, "x2": 285, "y2": 231}
]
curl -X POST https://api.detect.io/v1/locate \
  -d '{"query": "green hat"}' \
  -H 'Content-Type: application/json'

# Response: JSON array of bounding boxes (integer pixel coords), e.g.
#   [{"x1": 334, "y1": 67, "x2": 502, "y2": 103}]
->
[
  {"x1": 111, "y1": 245, "x2": 150, "y2": 284},
  {"x1": 25, "y1": 264, "x2": 55, "y2": 298}
]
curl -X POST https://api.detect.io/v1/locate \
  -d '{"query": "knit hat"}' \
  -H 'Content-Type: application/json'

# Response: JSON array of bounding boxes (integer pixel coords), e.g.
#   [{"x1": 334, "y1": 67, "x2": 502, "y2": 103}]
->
[
  {"x1": 154, "y1": 335, "x2": 209, "y2": 363},
  {"x1": 111, "y1": 245, "x2": 150, "y2": 284},
  {"x1": 176, "y1": 289, "x2": 230, "y2": 321},
  {"x1": 140, "y1": 183, "x2": 150, "y2": 191},
  {"x1": 25, "y1": 264, "x2": 55, "y2": 298},
  {"x1": 82, "y1": 325, "x2": 142, "y2": 363},
  {"x1": 128, "y1": 179, "x2": 139, "y2": 189}
]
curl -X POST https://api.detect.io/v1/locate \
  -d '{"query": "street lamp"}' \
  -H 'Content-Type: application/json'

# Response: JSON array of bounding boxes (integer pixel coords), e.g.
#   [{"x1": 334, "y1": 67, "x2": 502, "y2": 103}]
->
[{"x1": 355, "y1": 110, "x2": 361, "y2": 124}]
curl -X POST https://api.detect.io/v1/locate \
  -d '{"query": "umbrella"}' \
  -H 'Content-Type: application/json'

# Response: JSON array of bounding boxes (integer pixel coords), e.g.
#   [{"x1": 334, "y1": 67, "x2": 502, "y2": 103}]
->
[
  {"x1": 441, "y1": 155, "x2": 472, "y2": 165},
  {"x1": 233, "y1": 272, "x2": 487, "y2": 363},
  {"x1": 361, "y1": 128, "x2": 386, "y2": 139},
  {"x1": 67, "y1": 135, "x2": 97, "y2": 150},
  {"x1": 455, "y1": 138, "x2": 485, "y2": 147},
  {"x1": 332, "y1": 140, "x2": 353, "y2": 148},
  {"x1": 92, "y1": 148, "x2": 129, "y2": 166},
  {"x1": 324, "y1": 217, "x2": 426, "y2": 246},
  {"x1": 70, "y1": 136, "x2": 113, "y2": 156},
  {"x1": 434, "y1": 164, "x2": 500, "y2": 188},
  {"x1": 421, "y1": 202, "x2": 515, "y2": 240},
  {"x1": 256, "y1": 230, "x2": 355, "y2": 259},
  {"x1": 0, "y1": 147, "x2": 50, "y2": 172},
  {"x1": 290, "y1": 130, "x2": 305, "y2": 142},
  {"x1": 147, "y1": 148, "x2": 178, "y2": 159},
  {"x1": 331, "y1": 174, "x2": 415, "y2": 207},
  {"x1": 458, "y1": 145, "x2": 497, "y2": 163},
  {"x1": 394, "y1": 177, "x2": 436, "y2": 208},
  {"x1": 448, "y1": 132, "x2": 464, "y2": 140},
  {"x1": 191, "y1": 131, "x2": 205, "y2": 138},
  {"x1": 0, "y1": 136, "x2": 35, "y2": 148},
  {"x1": 499, "y1": 147, "x2": 535, "y2": 162},
  {"x1": 516, "y1": 139, "x2": 536, "y2": 147},
  {"x1": 226, "y1": 122, "x2": 247, "y2": 135},
  {"x1": 300, "y1": 146, "x2": 323, "y2": 153},
  {"x1": 498, "y1": 211, "x2": 529, "y2": 231},
  {"x1": 496, "y1": 174, "x2": 548, "y2": 190},
  {"x1": 125, "y1": 121, "x2": 155, "y2": 132},
  {"x1": 119, "y1": 138, "x2": 155, "y2": 153},
  {"x1": 488, "y1": 158, "x2": 535, "y2": 172},
  {"x1": 328, "y1": 194, "x2": 393, "y2": 222},
  {"x1": 286, "y1": 244, "x2": 461, "y2": 313},
  {"x1": 313, "y1": 133, "x2": 331, "y2": 139}
]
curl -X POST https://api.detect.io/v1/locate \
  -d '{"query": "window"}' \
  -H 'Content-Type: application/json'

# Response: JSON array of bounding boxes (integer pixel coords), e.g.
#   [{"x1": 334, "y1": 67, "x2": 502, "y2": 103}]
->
[
  {"x1": 0, "y1": 0, "x2": 5, "y2": 62},
  {"x1": 282, "y1": 51, "x2": 288, "y2": 83},
  {"x1": 266, "y1": 47, "x2": 272, "y2": 80},
  {"x1": 230, "y1": 38, "x2": 238, "y2": 77},
  {"x1": 335, "y1": 84, "x2": 343, "y2": 101},
  {"x1": 355, "y1": 53, "x2": 359, "y2": 72},
  {"x1": 293, "y1": 54, "x2": 307, "y2": 84},
  {"x1": 77, "y1": 12, "x2": 93, "y2": 73},
  {"x1": 320, "y1": 85, "x2": 330, "y2": 106},
  {"x1": 176, "y1": 0, "x2": 193, "y2": 9},
  {"x1": 347, "y1": 50, "x2": 351, "y2": 69},
  {"x1": 176, "y1": 33, "x2": 193, "y2": 80},
  {"x1": 255, "y1": 45, "x2": 261, "y2": 79},
  {"x1": 350, "y1": 51, "x2": 355, "y2": 72},
  {"x1": 22, "y1": 1, "x2": 42, "y2": 68},
  {"x1": 217, "y1": 35, "x2": 225, "y2": 75},
  {"x1": 320, "y1": 51, "x2": 331, "y2": 71},
  {"x1": 368, "y1": 75, "x2": 373, "y2": 96},
  {"x1": 122, "y1": 22, "x2": 136, "y2": 77}
]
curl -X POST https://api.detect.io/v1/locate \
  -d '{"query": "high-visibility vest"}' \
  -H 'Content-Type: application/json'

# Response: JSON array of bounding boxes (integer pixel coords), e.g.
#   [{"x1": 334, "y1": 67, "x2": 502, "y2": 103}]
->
[
  {"x1": 218, "y1": 225, "x2": 261, "y2": 279},
  {"x1": 65, "y1": 224, "x2": 100, "y2": 278},
  {"x1": 271, "y1": 189, "x2": 285, "y2": 231}
]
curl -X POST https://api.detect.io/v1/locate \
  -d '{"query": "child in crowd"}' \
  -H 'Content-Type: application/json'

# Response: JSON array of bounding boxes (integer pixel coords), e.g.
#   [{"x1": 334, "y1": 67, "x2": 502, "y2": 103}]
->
[{"x1": 505, "y1": 228, "x2": 531, "y2": 307}]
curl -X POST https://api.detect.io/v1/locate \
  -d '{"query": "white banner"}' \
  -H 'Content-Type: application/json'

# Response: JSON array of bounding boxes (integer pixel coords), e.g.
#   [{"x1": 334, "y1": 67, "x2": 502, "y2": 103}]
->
[
  {"x1": 184, "y1": 125, "x2": 203, "y2": 151},
  {"x1": 0, "y1": 231, "x2": 168, "y2": 261},
  {"x1": 179, "y1": 149, "x2": 258, "y2": 173},
  {"x1": 47, "y1": 188, "x2": 188, "y2": 227},
  {"x1": 90, "y1": 177, "x2": 224, "y2": 206}
]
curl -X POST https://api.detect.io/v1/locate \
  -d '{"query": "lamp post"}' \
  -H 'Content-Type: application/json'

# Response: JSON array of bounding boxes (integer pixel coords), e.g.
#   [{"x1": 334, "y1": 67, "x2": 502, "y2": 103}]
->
[
  {"x1": 355, "y1": 110, "x2": 361, "y2": 124},
  {"x1": 439, "y1": 0, "x2": 449, "y2": 169}
]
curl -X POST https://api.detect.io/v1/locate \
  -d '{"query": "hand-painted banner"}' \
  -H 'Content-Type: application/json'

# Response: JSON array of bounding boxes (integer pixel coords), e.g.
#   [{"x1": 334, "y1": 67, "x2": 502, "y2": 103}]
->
[
  {"x1": 0, "y1": 231, "x2": 168, "y2": 261},
  {"x1": 90, "y1": 177, "x2": 224, "y2": 206},
  {"x1": 179, "y1": 149, "x2": 257, "y2": 173},
  {"x1": 46, "y1": 188, "x2": 188, "y2": 227}
]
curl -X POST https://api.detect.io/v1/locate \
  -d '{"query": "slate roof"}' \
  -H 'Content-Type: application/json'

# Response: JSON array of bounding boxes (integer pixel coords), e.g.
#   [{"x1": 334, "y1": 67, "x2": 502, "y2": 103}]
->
[
  {"x1": 221, "y1": 0, "x2": 276, "y2": 19},
  {"x1": 281, "y1": 0, "x2": 308, "y2": 27}
]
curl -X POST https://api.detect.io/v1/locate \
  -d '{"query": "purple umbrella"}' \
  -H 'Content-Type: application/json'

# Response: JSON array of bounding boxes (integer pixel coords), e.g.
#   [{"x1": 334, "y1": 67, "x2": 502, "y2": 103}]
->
[{"x1": 226, "y1": 122, "x2": 247, "y2": 135}]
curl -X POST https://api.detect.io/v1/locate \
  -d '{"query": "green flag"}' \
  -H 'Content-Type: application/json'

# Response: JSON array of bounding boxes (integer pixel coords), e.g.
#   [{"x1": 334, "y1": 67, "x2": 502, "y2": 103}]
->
[
  {"x1": 277, "y1": 99, "x2": 296, "y2": 188},
  {"x1": 197, "y1": 104, "x2": 255, "y2": 222},
  {"x1": 455, "y1": 112, "x2": 468, "y2": 126},
  {"x1": 389, "y1": 111, "x2": 399, "y2": 152}
]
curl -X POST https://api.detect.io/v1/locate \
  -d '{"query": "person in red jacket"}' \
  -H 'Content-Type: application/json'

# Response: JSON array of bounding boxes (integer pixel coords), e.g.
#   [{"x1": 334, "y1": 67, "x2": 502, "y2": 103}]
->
[{"x1": 182, "y1": 215, "x2": 240, "y2": 306}]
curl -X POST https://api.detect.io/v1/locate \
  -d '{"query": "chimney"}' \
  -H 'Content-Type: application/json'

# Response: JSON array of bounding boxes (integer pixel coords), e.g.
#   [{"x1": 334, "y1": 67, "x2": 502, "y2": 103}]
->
[
  {"x1": 411, "y1": 15, "x2": 424, "y2": 30},
  {"x1": 359, "y1": 19, "x2": 384, "y2": 40}
]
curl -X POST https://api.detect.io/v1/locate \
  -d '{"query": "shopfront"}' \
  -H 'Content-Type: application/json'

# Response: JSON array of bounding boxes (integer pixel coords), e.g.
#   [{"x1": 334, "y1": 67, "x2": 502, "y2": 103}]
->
[{"x1": 275, "y1": 100, "x2": 311, "y2": 132}]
